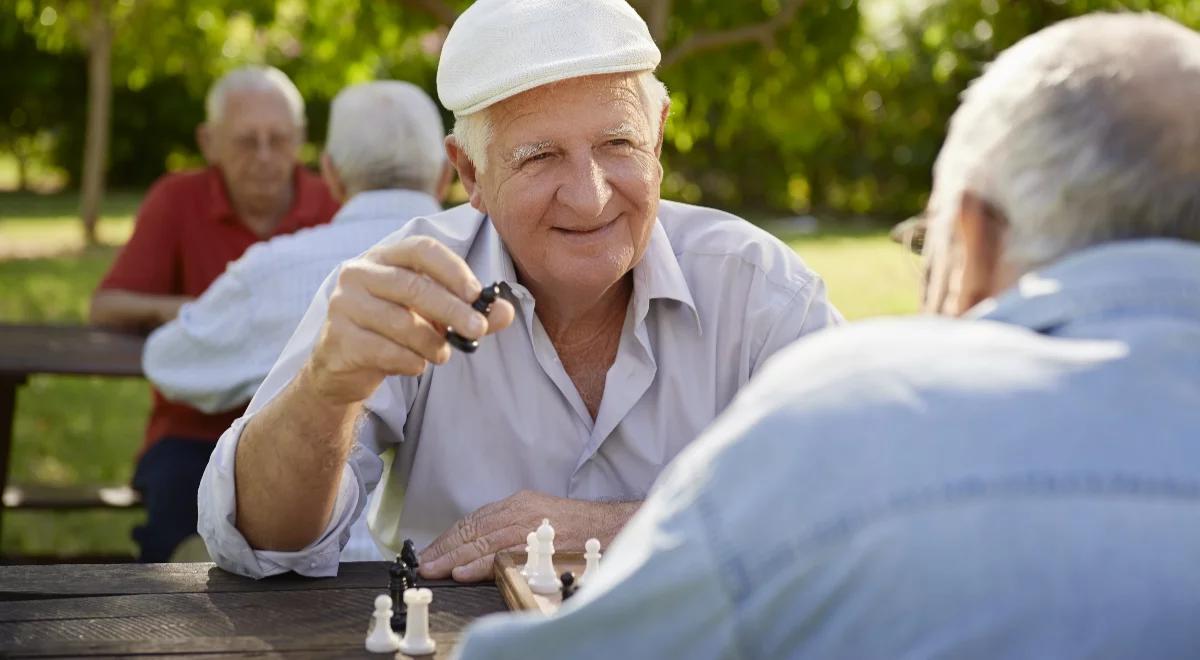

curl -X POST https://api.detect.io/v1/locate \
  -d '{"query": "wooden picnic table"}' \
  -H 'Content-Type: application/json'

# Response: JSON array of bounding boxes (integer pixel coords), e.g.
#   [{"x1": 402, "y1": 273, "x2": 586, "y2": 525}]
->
[
  {"x1": 0, "y1": 324, "x2": 147, "y2": 541},
  {"x1": 0, "y1": 561, "x2": 508, "y2": 657}
]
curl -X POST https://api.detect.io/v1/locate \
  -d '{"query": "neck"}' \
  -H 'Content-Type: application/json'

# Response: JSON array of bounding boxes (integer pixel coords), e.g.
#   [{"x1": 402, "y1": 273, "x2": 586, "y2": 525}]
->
[
  {"x1": 530, "y1": 274, "x2": 632, "y2": 346},
  {"x1": 232, "y1": 187, "x2": 294, "y2": 238}
]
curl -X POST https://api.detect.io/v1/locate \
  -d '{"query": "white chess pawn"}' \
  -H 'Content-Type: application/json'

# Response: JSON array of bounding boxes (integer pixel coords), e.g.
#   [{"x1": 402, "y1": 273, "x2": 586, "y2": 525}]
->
[
  {"x1": 398, "y1": 588, "x2": 436, "y2": 656},
  {"x1": 581, "y1": 537, "x2": 602, "y2": 585},
  {"x1": 520, "y1": 530, "x2": 538, "y2": 579},
  {"x1": 365, "y1": 594, "x2": 400, "y2": 653},
  {"x1": 527, "y1": 518, "x2": 561, "y2": 595}
]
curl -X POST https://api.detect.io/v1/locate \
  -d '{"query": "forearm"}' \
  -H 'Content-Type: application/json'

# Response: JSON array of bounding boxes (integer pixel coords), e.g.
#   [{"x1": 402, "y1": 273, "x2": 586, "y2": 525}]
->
[
  {"x1": 89, "y1": 289, "x2": 188, "y2": 330},
  {"x1": 234, "y1": 363, "x2": 363, "y2": 551}
]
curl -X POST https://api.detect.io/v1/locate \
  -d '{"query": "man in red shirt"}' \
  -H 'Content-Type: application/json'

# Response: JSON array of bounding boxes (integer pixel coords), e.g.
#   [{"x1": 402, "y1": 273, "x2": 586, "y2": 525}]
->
[{"x1": 90, "y1": 65, "x2": 339, "y2": 562}]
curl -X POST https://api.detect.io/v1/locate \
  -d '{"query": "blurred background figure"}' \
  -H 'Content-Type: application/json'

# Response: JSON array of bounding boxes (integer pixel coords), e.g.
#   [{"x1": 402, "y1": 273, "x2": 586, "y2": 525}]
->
[
  {"x1": 88, "y1": 65, "x2": 339, "y2": 562},
  {"x1": 142, "y1": 80, "x2": 450, "y2": 562},
  {"x1": 455, "y1": 12, "x2": 1200, "y2": 659}
]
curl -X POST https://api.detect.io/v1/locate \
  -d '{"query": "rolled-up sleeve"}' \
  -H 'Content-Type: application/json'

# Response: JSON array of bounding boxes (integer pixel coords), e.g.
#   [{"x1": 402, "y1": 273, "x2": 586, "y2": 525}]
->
[
  {"x1": 197, "y1": 415, "x2": 385, "y2": 577},
  {"x1": 196, "y1": 268, "x2": 388, "y2": 578}
]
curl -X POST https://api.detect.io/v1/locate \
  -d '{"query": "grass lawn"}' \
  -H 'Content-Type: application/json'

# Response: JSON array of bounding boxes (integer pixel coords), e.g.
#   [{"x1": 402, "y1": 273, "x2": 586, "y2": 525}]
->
[{"x1": 0, "y1": 190, "x2": 919, "y2": 559}]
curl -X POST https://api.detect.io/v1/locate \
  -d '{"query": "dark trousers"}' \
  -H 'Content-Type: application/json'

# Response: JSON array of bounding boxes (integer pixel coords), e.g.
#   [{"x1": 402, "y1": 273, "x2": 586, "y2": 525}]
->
[{"x1": 131, "y1": 437, "x2": 217, "y2": 563}]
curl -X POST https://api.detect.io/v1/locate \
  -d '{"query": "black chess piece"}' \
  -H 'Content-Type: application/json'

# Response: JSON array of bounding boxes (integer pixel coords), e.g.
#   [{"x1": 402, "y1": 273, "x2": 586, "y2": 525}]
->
[
  {"x1": 401, "y1": 538, "x2": 420, "y2": 572},
  {"x1": 560, "y1": 571, "x2": 578, "y2": 600},
  {"x1": 389, "y1": 555, "x2": 412, "y2": 632},
  {"x1": 446, "y1": 283, "x2": 501, "y2": 353}
]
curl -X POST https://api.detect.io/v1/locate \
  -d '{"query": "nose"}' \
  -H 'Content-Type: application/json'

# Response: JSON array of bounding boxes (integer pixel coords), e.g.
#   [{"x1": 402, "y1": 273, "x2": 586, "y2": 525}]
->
[
  {"x1": 556, "y1": 154, "x2": 613, "y2": 220},
  {"x1": 254, "y1": 134, "x2": 272, "y2": 162}
]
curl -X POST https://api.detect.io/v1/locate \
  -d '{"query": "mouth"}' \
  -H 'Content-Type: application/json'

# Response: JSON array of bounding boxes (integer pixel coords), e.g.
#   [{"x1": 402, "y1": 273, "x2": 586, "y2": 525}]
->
[{"x1": 552, "y1": 218, "x2": 618, "y2": 240}]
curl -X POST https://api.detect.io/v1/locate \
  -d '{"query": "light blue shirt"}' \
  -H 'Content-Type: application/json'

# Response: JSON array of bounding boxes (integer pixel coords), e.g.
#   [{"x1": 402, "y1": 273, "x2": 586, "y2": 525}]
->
[
  {"x1": 197, "y1": 201, "x2": 842, "y2": 579},
  {"x1": 457, "y1": 239, "x2": 1200, "y2": 660},
  {"x1": 145, "y1": 188, "x2": 441, "y2": 562}
]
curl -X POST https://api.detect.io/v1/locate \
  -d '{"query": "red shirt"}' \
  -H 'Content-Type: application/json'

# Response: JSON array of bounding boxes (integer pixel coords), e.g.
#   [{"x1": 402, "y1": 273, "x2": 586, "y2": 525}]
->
[{"x1": 98, "y1": 166, "x2": 339, "y2": 451}]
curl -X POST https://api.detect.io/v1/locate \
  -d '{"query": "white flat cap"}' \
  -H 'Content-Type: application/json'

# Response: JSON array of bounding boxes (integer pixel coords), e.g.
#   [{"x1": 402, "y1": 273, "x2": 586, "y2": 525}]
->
[{"x1": 437, "y1": 0, "x2": 661, "y2": 116}]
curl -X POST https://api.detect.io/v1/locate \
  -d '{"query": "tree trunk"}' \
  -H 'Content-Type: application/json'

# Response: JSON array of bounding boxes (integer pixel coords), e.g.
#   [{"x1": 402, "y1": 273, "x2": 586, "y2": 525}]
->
[
  {"x1": 80, "y1": 0, "x2": 113, "y2": 247},
  {"x1": 14, "y1": 149, "x2": 27, "y2": 192}
]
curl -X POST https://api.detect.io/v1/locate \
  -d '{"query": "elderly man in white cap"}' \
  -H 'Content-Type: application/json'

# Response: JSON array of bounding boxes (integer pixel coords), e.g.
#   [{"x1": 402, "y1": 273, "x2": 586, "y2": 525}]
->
[
  {"x1": 455, "y1": 12, "x2": 1200, "y2": 660},
  {"x1": 197, "y1": 0, "x2": 839, "y2": 581}
]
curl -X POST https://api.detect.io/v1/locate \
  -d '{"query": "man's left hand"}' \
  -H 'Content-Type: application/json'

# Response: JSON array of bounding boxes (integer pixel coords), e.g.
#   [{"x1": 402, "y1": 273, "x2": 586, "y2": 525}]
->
[{"x1": 418, "y1": 490, "x2": 641, "y2": 582}]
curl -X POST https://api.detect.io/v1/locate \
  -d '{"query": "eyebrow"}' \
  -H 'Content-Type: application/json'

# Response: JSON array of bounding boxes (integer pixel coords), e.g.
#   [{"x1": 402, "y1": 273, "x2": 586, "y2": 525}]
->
[
  {"x1": 506, "y1": 140, "x2": 556, "y2": 165},
  {"x1": 601, "y1": 122, "x2": 640, "y2": 140}
]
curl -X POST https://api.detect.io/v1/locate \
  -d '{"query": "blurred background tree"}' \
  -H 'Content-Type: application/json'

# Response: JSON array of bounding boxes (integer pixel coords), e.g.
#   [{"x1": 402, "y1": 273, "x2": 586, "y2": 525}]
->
[{"x1": 4, "y1": 0, "x2": 1200, "y2": 233}]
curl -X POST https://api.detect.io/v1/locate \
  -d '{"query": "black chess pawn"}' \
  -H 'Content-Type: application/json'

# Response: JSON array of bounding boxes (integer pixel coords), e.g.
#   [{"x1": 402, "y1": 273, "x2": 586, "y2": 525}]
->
[
  {"x1": 560, "y1": 571, "x2": 578, "y2": 600},
  {"x1": 446, "y1": 283, "x2": 501, "y2": 353}
]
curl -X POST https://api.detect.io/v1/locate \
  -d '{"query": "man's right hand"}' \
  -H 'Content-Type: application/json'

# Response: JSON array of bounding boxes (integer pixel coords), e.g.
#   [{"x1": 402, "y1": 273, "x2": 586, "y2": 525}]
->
[{"x1": 304, "y1": 236, "x2": 516, "y2": 405}]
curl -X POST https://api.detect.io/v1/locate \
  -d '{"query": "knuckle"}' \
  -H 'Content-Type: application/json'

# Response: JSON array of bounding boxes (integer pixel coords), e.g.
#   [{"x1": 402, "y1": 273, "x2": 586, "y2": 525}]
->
[
  {"x1": 457, "y1": 516, "x2": 479, "y2": 543},
  {"x1": 400, "y1": 271, "x2": 432, "y2": 302},
  {"x1": 405, "y1": 236, "x2": 439, "y2": 260},
  {"x1": 470, "y1": 536, "x2": 492, "y2": 557}
]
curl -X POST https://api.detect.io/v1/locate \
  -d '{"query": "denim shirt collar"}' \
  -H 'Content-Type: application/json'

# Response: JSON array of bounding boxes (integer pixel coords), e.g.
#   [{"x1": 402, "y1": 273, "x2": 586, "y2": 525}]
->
[{"x1": 970, "y1": 239, "x2": 1200, "y2": 334}]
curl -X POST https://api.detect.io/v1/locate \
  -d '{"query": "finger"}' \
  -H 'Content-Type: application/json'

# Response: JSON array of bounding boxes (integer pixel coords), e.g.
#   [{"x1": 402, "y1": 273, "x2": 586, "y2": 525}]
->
[
  {"x1": 484, "y1": 298, "x2": 516, "y2": 336},
  {"x1": 421, "y1": 524, "x2": 526, "y2": 579},
  {"x1": 451, "y1": 553, "x2": 498, "y2": 583},
  {"x1": 376, "y1": 236, "x2": 482, "y2": 302},
  {"x1": 338, "y1": 290, "x2": 451, "y2": 365},
  {"x1": 351, "y1": 261, "x2": 489, "y2": 340},
  {"x1": 420, "y1": 516, "x2": 479, "y2": 575},
  {"x1": 331, "y1": 321, "x2": 429, "y2": 377}
]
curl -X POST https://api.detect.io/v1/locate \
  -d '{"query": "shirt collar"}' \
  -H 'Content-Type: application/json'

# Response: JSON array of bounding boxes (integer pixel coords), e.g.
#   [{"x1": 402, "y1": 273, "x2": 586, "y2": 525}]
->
[
  {"x1": 970, "y1": 239, "x2": 1200, "y2": 333},
  {"x1": 333, "y1": 189, "x2": 441, "y2": 226},
  {"x1": 467, "y1": 215, "x2": 700, "y2": 331},
  {"x1": 631, "y1": 220, "x2": 701, "y2": 331}
]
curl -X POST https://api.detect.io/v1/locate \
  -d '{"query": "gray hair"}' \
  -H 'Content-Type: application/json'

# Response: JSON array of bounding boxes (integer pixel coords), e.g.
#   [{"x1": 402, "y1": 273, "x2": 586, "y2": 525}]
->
[
  {"x1": 929, "y1": 12, "x2": 1200, "y2": 270},
  {"x1": 452, "y1": 71, "x2": 669, "y2": 172},
  {"x1": 325, "y1": 81, "x2": 447, "y2": 195},
  {"x1": 205, "y1": 65, "x2": 306, "y2": 127}
]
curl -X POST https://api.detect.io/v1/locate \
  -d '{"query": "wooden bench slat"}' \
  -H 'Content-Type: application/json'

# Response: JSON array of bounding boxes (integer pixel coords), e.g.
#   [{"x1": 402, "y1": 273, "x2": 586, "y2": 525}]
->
[{"x1": 2, "y1": 484, "x2": 142, "y2": 510}]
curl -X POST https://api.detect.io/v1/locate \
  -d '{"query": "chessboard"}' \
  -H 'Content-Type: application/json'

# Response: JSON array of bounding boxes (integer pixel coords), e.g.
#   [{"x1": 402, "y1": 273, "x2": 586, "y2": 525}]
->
[{"x1": 493, "y1": 551, "x2": 587, "y2": 615}]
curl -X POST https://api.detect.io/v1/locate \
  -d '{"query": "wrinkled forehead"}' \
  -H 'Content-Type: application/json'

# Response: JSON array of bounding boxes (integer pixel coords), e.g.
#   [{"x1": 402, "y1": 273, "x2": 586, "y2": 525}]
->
[
  {"x1": 489, "y1": 74, "x2": 651, "y2": 145},
  {"x1": 215, "y1": 88, "x2": 299, "y2": 132}
]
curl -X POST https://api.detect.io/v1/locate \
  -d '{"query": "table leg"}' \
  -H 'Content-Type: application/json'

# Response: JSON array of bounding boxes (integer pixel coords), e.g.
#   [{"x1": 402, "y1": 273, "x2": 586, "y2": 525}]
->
[{"x1": 0, "y1": 375, "x2": 28, "y2": 548}]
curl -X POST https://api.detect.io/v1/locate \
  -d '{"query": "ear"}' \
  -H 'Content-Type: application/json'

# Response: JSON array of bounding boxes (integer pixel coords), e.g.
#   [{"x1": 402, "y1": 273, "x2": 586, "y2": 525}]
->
[
  {"x1": 653, "y1": 100, "x2": 670, "y2": 158},
  {"x1": 952, "y1": 191, "x2": 1008, "y2": 316},
  {"x1": 319, "y1": 152, "x2": 347, "y2": 202},
  {"x1": 434, "y1": 161, "x2": 455, "y2": 203},
  {"x1": 196, "y1": 124, "x2": 216, "y2": 164},
  {"x1": 445, "y1": 135, "x2": 487, "y2": 214}
]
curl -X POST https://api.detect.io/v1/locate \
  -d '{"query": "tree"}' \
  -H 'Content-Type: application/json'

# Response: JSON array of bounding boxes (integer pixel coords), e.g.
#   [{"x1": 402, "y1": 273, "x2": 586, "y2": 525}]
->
[{"x1": 10, "y1": 0, "x2": 277, "y2": 243}]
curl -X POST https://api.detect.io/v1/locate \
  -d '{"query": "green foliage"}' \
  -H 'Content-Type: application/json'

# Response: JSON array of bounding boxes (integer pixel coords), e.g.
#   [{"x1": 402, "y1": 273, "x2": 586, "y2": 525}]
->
[{"x1": 5, "y1": 0, "x2": 1200, "y2": 215}]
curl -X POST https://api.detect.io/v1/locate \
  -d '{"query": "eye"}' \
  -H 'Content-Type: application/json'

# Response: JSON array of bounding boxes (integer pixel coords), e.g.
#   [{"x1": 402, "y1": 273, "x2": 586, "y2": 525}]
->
[
  {"x1": 606, "y1": 138, "x2": 633, "y2": 147},
  {"x1": 522, "y1": 152, "x2": 554, "y2": 166}
]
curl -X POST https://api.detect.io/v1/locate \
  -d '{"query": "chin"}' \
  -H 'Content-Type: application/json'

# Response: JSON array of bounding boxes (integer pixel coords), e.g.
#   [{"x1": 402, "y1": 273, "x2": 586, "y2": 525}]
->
[{"x1": 548, "y1": 252, "x2": 634, "y2": 295}]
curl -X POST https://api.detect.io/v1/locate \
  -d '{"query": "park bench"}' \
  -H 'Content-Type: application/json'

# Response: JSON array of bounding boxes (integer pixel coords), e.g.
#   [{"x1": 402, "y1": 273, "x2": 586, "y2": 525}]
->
[{"x1": 0, "y1": 324, "x2": 145, "y2": 558}]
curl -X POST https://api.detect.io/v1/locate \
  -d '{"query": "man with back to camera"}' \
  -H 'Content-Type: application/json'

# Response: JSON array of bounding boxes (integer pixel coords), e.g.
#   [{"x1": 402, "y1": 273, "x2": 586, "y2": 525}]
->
[{"x1": 142, "y1": 80, "x2": 450, "y2": 561}]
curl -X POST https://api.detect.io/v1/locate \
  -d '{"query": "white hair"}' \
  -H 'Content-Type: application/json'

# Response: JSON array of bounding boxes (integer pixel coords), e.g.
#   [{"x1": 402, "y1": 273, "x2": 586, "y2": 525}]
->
[
  {"x1": 325, "y1": 81, "x2": 447, "y2": 195},
  {"x1": 929, "y1": 12, "x2": 1200, "y2": 270},
  {"x1": 451, "y1": 71, "x2": 669, "y2": 172},
  {"x1": 205, "y1": 65, "x2": 305, "y2": 127}
]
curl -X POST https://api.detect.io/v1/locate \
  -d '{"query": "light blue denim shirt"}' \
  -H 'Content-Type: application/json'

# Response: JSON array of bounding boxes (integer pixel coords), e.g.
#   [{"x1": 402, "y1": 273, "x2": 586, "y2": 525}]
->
[{"x1": 456, "y1": 239, "x2": 1200, "y2": 660}]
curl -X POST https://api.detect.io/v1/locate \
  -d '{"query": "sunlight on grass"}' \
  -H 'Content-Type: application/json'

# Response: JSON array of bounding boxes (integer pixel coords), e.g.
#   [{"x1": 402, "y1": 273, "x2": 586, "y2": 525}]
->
[
  {"x1": 0, "y1": 191, "x2": 140, "y2": 257},
  {"x1": 787, "y1": 230, "x2": 923, "y2": 320}
]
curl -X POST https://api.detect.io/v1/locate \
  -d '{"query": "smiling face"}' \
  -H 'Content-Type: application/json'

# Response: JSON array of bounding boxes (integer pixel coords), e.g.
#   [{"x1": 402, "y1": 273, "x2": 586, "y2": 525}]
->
[{"x1": 460, "y1": 73, "x2": 666, "y2": 304}]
